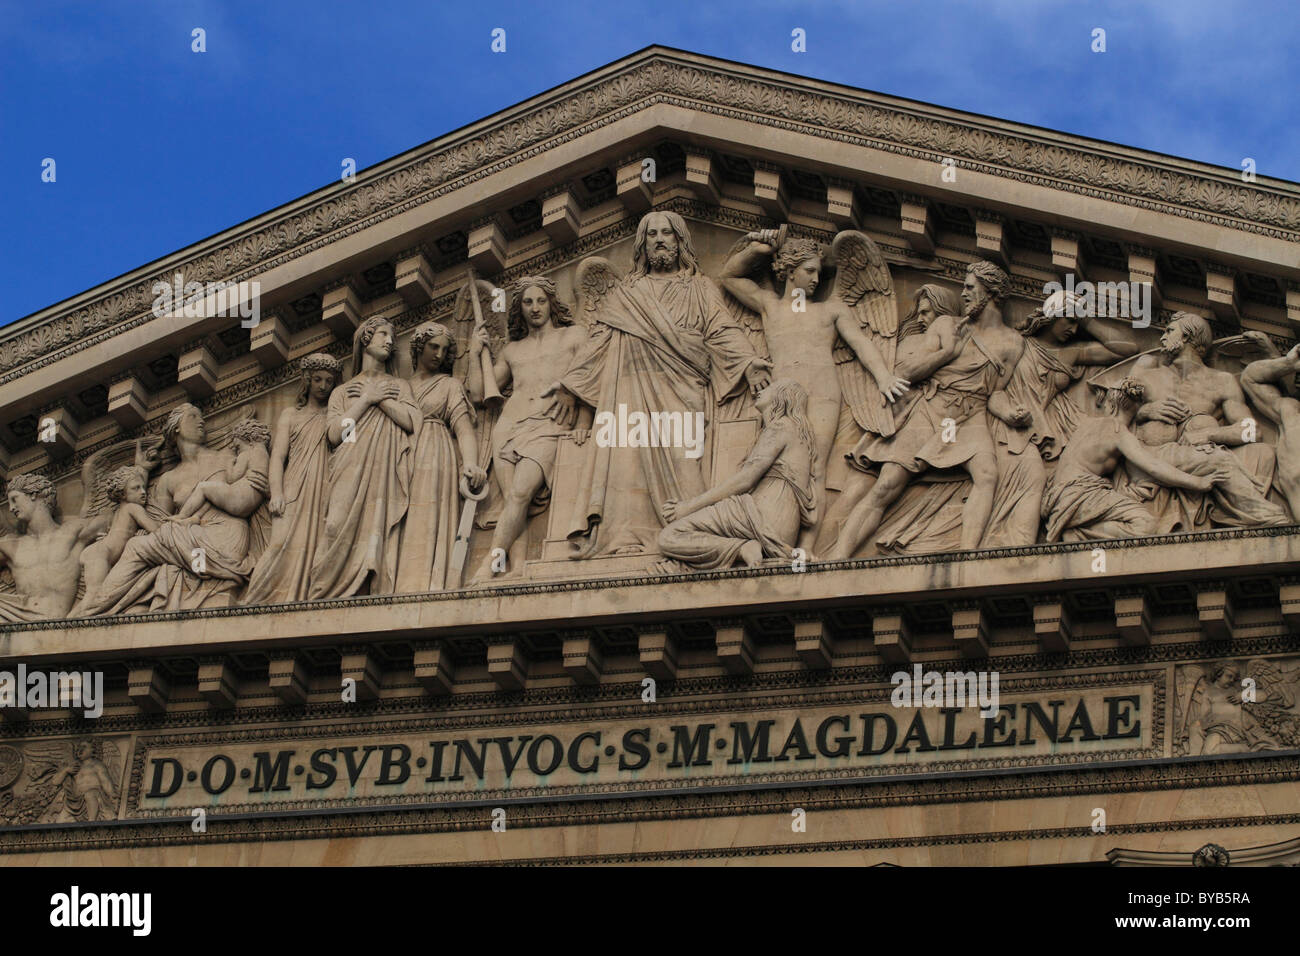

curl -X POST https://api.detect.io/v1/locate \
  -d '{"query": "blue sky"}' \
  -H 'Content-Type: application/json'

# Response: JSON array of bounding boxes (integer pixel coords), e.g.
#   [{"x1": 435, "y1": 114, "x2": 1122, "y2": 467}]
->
[{"x1": 2, "y1": 0, "x2": 1296, "y2": 324}]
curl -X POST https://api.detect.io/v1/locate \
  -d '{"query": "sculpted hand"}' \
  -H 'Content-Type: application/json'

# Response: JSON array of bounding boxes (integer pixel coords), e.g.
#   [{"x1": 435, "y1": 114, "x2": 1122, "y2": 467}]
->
[
  {"x1": 1143, "y1": 397, "x2": 1192, "y2": 425},
  {"x1": 269, "y1": 496, "x2": 285, "y2": 517},
  {"x1": 571, "y1": 427, "x2": 590, "y2": 447},
  {"x1": 135, "y1": 435, "x2": 166, "y2": 473},
  {"x1": 745, "y1": 358, "x2": 774, "y2": 395},
  {"x1": 1190, "y1": 465, "x2": 1232, "y2": 494},
  {"x1": 662, "y1": 499, "x2": 681, "y2": 523},
  {"x1": 878, "y1": 375, "x2": 911, "y2": 403},
  {"x1": 541, "y1": 382, "x2": 579, "y2": 429},
  {"x1": 380, "y1": 381, "x2": 401, "y2": 402},
  {"x1": 470, "y1": 326, "x2": 491, "y2": 356},
  {"x1": 462, "y1": 463, "x2": 487, "y2": 493},
  {"x1": 247, "y1": 470, "x2": 270, "y2": 498},
  {"x1": 1006, "y1": 406, "x2": 1033, "y2": 428},
  {"x1": 745, "y1": 229, "x2": 779, "y2": 255}
]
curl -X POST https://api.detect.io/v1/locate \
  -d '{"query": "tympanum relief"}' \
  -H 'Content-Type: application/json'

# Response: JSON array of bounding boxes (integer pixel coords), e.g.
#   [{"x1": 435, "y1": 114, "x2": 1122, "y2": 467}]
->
[{"x1": 4, "y1": 212, "x2": 1296, "y2": 620}]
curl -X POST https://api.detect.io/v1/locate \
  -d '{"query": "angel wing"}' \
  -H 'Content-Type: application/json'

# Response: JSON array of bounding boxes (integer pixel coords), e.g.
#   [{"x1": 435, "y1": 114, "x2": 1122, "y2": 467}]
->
[
  {"x1": 1177, "y1": 673, "x2": 1209, "y2": 752},
  {"x1": 575, "y1": 257, "x2": 623, "y2": 318},
  {"x1": 830, "y1": 230, "x2": 900, "y2": 438},
  {"x1": 717, "y1": 233, "x2": 772, "y2": 363},
  {"x1": 80, "y1": 434, "x2": 167, "y2": 520},
  {"x1": 98, "y1": 738, "x2": 124, "y2": 795}
]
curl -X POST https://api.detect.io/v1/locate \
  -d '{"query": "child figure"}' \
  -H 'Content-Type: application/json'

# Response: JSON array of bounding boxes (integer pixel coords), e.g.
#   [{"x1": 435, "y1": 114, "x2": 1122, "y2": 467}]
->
[
  {"x1": 70, "y1": 465, "x2": 160, "y2": 616},
  {"x1": 169, "y1": 419, "x2": 272, "y2": 525}
]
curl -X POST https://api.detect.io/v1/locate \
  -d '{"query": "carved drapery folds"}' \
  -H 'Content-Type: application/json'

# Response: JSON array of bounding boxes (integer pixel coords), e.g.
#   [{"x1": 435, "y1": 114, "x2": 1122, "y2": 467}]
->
[{"x1": 4, "y1": 212, "x2": 1299, "y2": 622}]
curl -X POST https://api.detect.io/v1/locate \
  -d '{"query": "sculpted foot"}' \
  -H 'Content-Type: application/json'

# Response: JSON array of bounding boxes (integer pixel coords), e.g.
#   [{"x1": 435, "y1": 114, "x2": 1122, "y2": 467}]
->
[{"x1": 737, "y1": 541, "x2": 764, "y2": 567}]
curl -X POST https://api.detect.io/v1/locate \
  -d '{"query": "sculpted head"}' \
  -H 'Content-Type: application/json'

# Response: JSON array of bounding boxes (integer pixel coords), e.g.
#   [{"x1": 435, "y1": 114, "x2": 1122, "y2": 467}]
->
[
  {"x1": 906, "y1": 284, "x2": 962, "y2": 335},
  {"x1": 772, "y1": 237, "x2": 822, "y2": 296},
  {"x1": 229, "y1": 418, "x2": 272, "y2": 456},
  {"x1": 963, "y1": 260, "x2": 1010, "y2": 318},
  {"x1": 1103, "y1": 376, "x2": 1146, "y2": 419},
  {"x1": 633, "y1": 211, "x2": 698, "y2": 276},
  {"x1": 352, "y1": 317, "x2": 398, "y2": 377},
  {"x1": 163, "y1": 403, "x2": 205, "y2": 450},
  {"x1": 1162, "y1": 312, "x2": 1213, "y2": 358},
  {"x1": 409, "y1": 322, "x2": 458, "y2": 374},
  {"x1": 1022, "y1": 290, "x2": 1083, "y2": 344},
  {"x1": 104, "y1": 466, "x2": 147, "y2": 507},
  {"x1": 298, "y1": 352, "x2": 341, "y2": 407},
  {"x1": 6, "y1": 472, "x2": 57, "y2": 527},
  {"x1": 1211, "y1": 662, "x2": 1241, "y2": 688},
  {"x1": 508, "y1": 276, "x2": 573, "y2": 340}
]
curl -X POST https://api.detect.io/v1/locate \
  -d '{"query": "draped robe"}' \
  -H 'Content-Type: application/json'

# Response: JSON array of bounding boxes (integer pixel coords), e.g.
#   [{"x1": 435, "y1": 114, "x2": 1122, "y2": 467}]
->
[
  {"x1": 308, "y1": 376, "x2": 417, "y2": 599},
  {"x1": 244, "y1": 408, "x2": 331, "y2": 605},
  {"x1": 395, "y1": 375, "x2": 475, "y2": 593},
  {"x1": 559, "y1": 271, "x2": 760, "y2": 556}
]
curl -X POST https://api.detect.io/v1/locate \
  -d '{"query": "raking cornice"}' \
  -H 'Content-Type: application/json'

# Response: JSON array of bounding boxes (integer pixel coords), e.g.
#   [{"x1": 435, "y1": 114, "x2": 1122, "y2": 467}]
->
[{"x1": 4, "y1": 45, "x2": 1298, "y2": 390}]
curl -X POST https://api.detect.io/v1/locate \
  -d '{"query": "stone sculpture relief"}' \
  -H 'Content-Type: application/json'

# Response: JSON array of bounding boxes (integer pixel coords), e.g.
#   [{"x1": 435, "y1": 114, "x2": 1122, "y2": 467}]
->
[
  {"x1": 394, "y1": 321, "x2": 485, "y2": 593},
  {"x1": 469, "y1": 276, "x2": 591, "y2": 582},
  {"x1": 831, "y1": 260, "x2": 1028, "y2": 557},
  {"x1": 719, "y1": 229, "x2": 908, "y2": 553},
  {"x1": 0, "y1": 738, "x2": 125, "y2": 825},
  {"x1": 541, "y1": 210, "x2": 772, "y2": 557},
  {"x1": 243, "y1": 353, "x2": 341, "y2": 605},
  {"x1": 657, "y1": 379, "x2": 817, "y2": 571},
  {"x1": 1175, "y1": 658, "x2": 1300, "y2": 755},
  {"x1": 308, "y1": 317, "x2": 419, "y2": 600},
  {"x1": 7, "y1": 214, "x2": 1300, "y2": 620},
  {"x1": 78, "y1": 405, "x2": 271, "y2": 615}
]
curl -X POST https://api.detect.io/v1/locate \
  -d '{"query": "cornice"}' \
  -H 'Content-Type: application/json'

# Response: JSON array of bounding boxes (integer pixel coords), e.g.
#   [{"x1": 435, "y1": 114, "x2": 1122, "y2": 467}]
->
[{"x1": 5, "y1": 48, "x2": 1298, "y2": 386}]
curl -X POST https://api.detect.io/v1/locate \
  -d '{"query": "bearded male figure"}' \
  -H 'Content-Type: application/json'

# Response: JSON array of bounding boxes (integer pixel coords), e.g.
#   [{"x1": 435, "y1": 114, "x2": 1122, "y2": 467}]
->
[
  {"x1": 543, "y1": 211, "x2": 772, "y2": 556},
  {"x1": 1124, "y1": 312, "x2": 1287, "y2": 531}
]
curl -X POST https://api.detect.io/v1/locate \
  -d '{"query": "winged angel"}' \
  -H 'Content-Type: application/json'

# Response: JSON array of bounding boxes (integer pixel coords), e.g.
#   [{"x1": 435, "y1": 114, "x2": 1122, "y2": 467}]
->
[
  {"x1": 0, "y1": 738, "x2": 122, "y2": 824},
  {"x1": 72, "y1": 404, "x2": 272, "y2": 616},
  {"x1": 718, "y1": 228, "x2": 909, "y2": 550},
  {"x1": 1176, "y1": 658, "x2": 1300, "y2": 755}
]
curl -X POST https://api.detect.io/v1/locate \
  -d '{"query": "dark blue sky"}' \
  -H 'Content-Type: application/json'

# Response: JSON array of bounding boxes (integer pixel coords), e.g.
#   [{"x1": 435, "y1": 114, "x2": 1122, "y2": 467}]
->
[{"x1": 3, "y1": 0, "x2": 1296, "y2": 324}]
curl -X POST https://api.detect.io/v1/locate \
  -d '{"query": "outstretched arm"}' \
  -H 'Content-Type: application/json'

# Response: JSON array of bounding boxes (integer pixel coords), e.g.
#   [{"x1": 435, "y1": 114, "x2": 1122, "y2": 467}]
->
[
  {"x1": 663, "y1": 426, "x2": 785, "y2": 522},
  {"x1": 895, "y1": 316, "x2": 968, "y2": 383},
  {"x1": 834, "y1": 312, "x2": 909, "y2": 401},
  {"x1": 1117, "y1": 429, "x2": 1223, "y2": 491},
  {"x1": 1067, "y1": 315, "x2": 1141, "y2": 366}
]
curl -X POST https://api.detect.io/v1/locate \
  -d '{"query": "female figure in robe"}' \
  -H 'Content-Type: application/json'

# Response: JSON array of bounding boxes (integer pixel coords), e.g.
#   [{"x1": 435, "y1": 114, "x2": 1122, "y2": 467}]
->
[
  {"x1": 308, "y1": 318, "x2": 419, "y2": 599},
  {"x1": 244, "y1": 352, "x2": 341, "y2": 604},
  {"x1": 395, "y1": 322, "x2": 486, "y2": 592}
]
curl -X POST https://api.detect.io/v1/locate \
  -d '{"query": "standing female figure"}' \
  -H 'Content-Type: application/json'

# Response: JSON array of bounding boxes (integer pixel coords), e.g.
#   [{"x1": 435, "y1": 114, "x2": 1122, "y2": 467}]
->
[
  {"x1": 244, "y1": 352, "x2": 341, "y2": 604},
  {"x1": 395, "y1": 322, "x2": 486, "y2": 593},
  {"x1": 309, "y1": 318, "x2": 419, "y2": 599}
]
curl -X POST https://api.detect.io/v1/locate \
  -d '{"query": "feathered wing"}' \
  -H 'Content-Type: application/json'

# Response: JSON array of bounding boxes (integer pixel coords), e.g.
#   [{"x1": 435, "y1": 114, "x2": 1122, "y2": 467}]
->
[
  {"x1": 80, "y1": 437, "x2": 159, "y2": 520},
  {"x1": 830, "y1": 230, "x2": 899, "y2": 438},
  {"x1": 1178, "y1": 674, "x2": 1209, "y2": 752},
  {"x1": 99, "y1": 738, "x2": 124, "y2": 795},
  {"x1": 711, "y1": 236, "x2": 771, "y2": 423}
]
